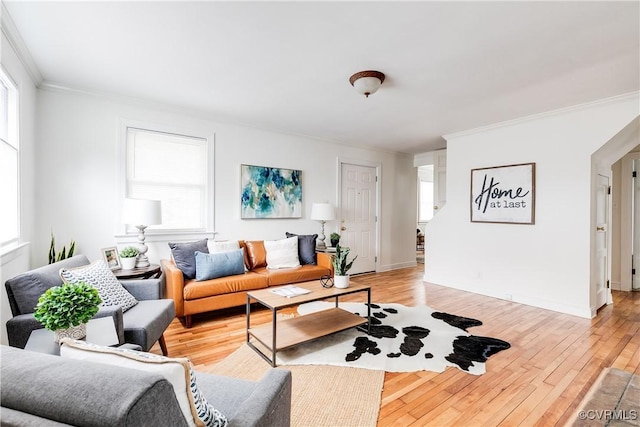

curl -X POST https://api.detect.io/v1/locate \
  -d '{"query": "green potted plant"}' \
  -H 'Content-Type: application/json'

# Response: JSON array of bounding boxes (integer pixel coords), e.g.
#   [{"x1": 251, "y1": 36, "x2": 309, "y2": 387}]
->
[
  {"x1": 331, "y1": 244, "x2": 357, "y2": 289},
  {"x1": 119, "y1": 246, "x2": 139, "y2": 270},
  {"x1": 33, "y1": 281, "x2": 102, "y2": 343},
  {"x1": 330, "y1": 232, "x2": 341, "y2": 248}
]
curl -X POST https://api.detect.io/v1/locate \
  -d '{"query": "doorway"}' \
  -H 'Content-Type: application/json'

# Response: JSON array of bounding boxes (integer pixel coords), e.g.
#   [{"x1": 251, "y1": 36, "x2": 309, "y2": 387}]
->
[{"x1": 338, "y1": 161, "x2": 379, "y2": 275}]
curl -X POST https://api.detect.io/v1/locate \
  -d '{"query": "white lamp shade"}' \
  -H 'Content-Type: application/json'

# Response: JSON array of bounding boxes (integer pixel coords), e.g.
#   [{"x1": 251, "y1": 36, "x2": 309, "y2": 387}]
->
[
  {"x1": 122, "y1": 198, "x2": 162, "y2": 226},
  {"x1": 310, "y1": 203, "x2": 335, "y2": 221},
  {"x1": 352, "y1": 76, "x2": 383, "y2": 96}
]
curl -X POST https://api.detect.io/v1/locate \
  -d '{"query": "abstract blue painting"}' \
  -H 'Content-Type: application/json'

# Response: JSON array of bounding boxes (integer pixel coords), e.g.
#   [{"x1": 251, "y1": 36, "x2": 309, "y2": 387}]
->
[{"x1": 241, "y1": 164, "x2": 302, "y2": 219}]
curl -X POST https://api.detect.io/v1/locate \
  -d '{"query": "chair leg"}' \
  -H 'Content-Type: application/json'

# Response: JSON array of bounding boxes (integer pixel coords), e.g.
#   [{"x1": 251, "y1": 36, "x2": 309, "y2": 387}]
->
[
  {"x1": 185, "y1": 315, "x2": 192, "y2": 328},
  {"x1": 159, "y1": 334, "x2": 168, "y2": 356}
]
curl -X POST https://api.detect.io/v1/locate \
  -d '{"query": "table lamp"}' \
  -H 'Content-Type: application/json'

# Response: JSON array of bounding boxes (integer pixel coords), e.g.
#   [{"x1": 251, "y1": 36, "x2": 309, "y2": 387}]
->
[
  {"x1": 310, "y1": 202, "x2": 335, "y2": 250},
  {"x1": 122, "y1": 198, "x2": 162, "y2": 268}
]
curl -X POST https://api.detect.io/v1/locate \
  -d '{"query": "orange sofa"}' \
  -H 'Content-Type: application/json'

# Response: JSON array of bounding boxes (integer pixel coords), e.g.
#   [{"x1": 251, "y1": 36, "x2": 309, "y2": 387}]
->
[{"x1": 161, "y1": 240, "x2": 333, "y2": 327}]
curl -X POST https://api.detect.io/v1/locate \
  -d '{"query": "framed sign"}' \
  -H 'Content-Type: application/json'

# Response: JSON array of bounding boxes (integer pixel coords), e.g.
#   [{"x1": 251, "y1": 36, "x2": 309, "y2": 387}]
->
[
  {"x1": 241, "y1": 164, "x2": 302, "y2": 219},
  {"x1": 470, "y1": 163, "x2": 535, "y2": 224}
]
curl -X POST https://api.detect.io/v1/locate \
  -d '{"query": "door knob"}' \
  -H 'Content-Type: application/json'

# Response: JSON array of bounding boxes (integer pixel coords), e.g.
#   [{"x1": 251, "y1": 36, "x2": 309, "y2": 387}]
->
[{"x1": 341, "y1": 226, "x2": 347, "y2": 231}]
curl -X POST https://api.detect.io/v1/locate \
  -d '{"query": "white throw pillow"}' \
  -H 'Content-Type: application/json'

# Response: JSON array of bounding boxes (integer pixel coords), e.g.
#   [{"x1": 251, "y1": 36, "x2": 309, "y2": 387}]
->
[
  {"x1": 59, "y1": 339, "x2": 227, "y2": 427},
  {"x1": 207, "y1": 240, "x2": 248, "y2": 271},
  {"x1": 59, "y1": 260, "x2": 138, "y2": 312},
  {"x1": 207, "y1": 240, "x2": 240, "y2": 253},
  {"x1": 264, "y1": 236, "x2": 300, "y2": 269}
]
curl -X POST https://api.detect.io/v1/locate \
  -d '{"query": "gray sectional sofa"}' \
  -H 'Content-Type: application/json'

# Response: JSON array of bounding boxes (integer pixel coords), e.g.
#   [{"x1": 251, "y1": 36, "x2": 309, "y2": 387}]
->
[{"x1": 1, "y1": 345, "x2": 292, "y2": 427}]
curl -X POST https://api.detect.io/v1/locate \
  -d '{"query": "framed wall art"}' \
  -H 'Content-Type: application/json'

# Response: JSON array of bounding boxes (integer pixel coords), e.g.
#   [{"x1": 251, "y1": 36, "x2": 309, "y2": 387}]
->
[
  {"x1": 470, "y1": 162, "x2": 536, "y2": 224},
  {"x1": 101, "y1": 246, "x2": 122, "y2": 270},
  {"x1": 240, "y1": 164, "x2": 302, "y2": 219}
]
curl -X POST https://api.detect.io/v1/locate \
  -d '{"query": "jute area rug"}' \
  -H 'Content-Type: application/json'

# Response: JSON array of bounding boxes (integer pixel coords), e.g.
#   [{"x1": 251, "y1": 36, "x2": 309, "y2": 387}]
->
[
  {"x1": 569, "y1": 368, "x2": 640, "y2": 427},
  {"x1": 206, "y1": 344, "x2": 384, "y2": 427}
]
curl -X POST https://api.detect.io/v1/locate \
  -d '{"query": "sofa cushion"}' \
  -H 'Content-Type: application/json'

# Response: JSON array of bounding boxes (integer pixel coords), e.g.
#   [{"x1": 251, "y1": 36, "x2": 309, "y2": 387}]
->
[
  {"x1": 255, "y1": 264, "x2": 332, "y2": 286},
  {"x1": 195, "y1": 250, "x2": 245, "y2": 281},
  {"x1": 264, "y1": 237, "x2": 300, "y2": 270},
  {"x1": 169, "y1": 239, "x2": 209, "y2": 280},
  {"x1": 285, "y1": 232, "x2": 318, "y2": 265},
  {"x1": 244, "y1": 241, "x2": 267, "y2": 269},
  {"x1": 60, "y1": 260, "x2": 138, "y2": 312},
  {"x1": 60, "y1": 339, "x2": 227, "y2": 427},
  {"x1": 183, "y1": 273, "x2": 268, "y2": 300}
]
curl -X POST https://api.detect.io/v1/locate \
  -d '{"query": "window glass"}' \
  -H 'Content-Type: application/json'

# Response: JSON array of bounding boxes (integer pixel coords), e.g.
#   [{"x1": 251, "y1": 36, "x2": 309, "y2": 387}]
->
[
  {"x1": 0, "y1": 69, "x2": 19, "y2": 249},
  {"x1": 125, "y1": 127, "x2": 209, "y2": 231}
]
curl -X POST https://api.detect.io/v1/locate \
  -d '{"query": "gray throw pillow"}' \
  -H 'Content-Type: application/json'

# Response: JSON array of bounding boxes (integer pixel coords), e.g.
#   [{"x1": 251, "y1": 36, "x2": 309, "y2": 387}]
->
[
  {"x1": 285, "y1": 232, "x2": 318, "y2": 265},
  {"x1": 169, "y1": 239, "x2": 209, "y2": 280}
]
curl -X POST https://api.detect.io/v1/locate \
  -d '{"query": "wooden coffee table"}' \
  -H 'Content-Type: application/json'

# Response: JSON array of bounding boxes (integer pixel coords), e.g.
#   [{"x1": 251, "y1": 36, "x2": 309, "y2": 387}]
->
[{"x1": 246, "y1": 280, "x2": 371, "y2": 366}]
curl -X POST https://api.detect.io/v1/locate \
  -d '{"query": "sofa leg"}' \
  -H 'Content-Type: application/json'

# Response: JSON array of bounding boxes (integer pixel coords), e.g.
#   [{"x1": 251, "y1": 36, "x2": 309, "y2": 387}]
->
[
  {"x1": 159, "y1": 334, "x2": 168, "y2": 356},
  {"x1": 185, "y1": 315, "x2": 192, "y2": 329}
]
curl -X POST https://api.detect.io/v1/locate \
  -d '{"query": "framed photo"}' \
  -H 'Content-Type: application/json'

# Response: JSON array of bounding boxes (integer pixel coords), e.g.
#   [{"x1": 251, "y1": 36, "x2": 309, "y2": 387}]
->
[
  {"x1": 101, "y1": 246, "x2": 122, "y2": 270},
  {"x1": 470, "y1": 162, "x2": 536, "y2": 224},
  {"x1": 240, "y1": 164, "x2": 302, "y2": 219}
]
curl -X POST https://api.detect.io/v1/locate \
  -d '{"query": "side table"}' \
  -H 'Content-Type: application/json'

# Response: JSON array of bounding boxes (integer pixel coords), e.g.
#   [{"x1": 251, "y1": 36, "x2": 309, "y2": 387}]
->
[
  {"x1": 25, "y1": 316, "x2": 120, "y2": 356},
  {"x1": 113, "y1": 263, "x2": 161, "y2": 280}
]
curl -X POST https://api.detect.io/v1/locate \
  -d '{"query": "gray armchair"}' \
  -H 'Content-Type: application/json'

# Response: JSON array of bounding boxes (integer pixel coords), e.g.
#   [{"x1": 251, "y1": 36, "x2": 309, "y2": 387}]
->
[{"x1": 5, "y1": 255, "x2": 175, "y2": 355}]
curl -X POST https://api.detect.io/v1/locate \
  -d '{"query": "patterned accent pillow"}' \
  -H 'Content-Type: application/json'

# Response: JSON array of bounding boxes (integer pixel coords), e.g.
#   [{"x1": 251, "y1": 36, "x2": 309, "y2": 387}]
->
[
  {"x1": 60, "y1": 338, "x2": 228, "y2": 427},
  {"x1": 60, "y1": 260, "x2": 138, "y2": 312}
]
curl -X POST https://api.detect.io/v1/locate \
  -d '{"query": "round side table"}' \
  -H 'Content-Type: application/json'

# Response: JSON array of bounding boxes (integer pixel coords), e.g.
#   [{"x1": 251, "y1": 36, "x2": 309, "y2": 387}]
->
[{"x1": 113, "y1": 264, "x2": 161, "y2": 280}]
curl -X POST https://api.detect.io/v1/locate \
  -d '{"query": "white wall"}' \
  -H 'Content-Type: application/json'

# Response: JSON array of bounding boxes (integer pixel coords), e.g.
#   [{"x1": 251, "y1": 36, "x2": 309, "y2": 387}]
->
[
  {"x1": 425, "y1": 93, "x2": 639, "y2": 318},
  {"x1": 0, "y1": 28, "x2": 38, "y2": 345},
  {"x1": 32, "y1": 88, "x2": 417, "y2": 272}
]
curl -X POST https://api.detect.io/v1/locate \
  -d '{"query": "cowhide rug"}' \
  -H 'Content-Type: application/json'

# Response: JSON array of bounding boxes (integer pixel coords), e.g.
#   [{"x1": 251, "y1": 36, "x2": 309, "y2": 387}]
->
[{"x1": 276, "y1": 302, "x2": 510, "y2": 375}]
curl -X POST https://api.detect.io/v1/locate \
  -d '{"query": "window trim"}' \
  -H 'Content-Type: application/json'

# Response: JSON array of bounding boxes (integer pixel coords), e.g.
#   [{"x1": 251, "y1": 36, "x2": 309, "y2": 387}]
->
[{"x1": 117, "y1": 119, "x2": 215, "y2": 236}]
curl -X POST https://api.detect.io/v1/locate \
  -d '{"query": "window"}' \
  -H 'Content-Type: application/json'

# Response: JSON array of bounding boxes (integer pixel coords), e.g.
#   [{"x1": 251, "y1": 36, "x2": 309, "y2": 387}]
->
[
  {"x1": 125, "y1": 127, "x2": 211, "y2": 232},
  {"x1": 0, "y1": 69, "x2": 19, "y2": 249}
]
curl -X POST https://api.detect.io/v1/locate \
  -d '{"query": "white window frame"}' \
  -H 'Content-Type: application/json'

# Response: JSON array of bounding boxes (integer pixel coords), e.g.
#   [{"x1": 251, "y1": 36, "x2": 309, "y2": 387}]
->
[
  {"x1": 0, "y1": 67, "x2": 20, "y2": 252},
  {"x1": 117, "y1": 120, "x2": 214, "y2": 238}
]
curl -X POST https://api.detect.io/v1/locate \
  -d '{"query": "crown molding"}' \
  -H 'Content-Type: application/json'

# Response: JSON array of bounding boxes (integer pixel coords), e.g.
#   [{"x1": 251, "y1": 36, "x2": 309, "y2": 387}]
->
[
  {"x1": 444, "y1": 91, "x2": 640, "y2": 141},
  {"x1": 1, "y1": 2, "x2": 43, "y2": 86}
]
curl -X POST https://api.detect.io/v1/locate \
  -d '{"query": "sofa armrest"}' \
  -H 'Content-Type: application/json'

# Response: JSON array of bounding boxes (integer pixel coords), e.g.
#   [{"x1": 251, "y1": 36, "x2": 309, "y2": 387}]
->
[
  {"x1": 227, "y1": 369, "x2": 292, "y2": 427},
  {"x1": 95, "y1": 305, "x2": 125, "y2": 345},
  {"x1": 119, "y1": 276, "x2": 164, "y2": 301},
  {"x1": 161, "y1": 259, "x2": 185, "y2": 317},
  {"x1": 317, "y1": 252, "x2": 334, "y2": 275},
  {"x1": 6, "y1": 314, "x2": 43, "y2": 349}
]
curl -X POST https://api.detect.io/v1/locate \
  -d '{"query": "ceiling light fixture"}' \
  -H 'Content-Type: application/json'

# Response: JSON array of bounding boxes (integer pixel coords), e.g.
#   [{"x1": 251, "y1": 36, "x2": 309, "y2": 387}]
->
[{"x1": 349, "y1": 70, "x2": 385, "y2": 98}]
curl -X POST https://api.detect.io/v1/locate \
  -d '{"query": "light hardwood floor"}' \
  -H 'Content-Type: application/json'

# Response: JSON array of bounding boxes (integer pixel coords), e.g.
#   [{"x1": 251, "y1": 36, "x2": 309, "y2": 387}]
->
[{"x1": 155, "y1": 266, "x2": 640, "y2": 426}]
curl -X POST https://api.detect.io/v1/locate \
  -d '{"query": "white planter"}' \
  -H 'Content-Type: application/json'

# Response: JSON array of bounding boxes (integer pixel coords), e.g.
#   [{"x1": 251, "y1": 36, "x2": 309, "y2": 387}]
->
[
  {"x1": 54, "y1": 323, "x2": 87, "y2": 344},
  {"x1": 121, "y1": 257, "x2": 137, "y2": 270},
  {"x1": 334, "y1": 275, "x2": 350, "y2": 289}
]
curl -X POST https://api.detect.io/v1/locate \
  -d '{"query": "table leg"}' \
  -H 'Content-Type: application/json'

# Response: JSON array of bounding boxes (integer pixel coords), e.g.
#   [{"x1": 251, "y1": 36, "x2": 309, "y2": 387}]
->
[
  {"x1": 271, "y1": 309, "x2": 277, "y2": 367},
  {"x1": 367, "y1": 288, "x2": 371, "y2": 334},
  {"x1": 246, "y1": 295, "x2": 251, "y2": 343}
]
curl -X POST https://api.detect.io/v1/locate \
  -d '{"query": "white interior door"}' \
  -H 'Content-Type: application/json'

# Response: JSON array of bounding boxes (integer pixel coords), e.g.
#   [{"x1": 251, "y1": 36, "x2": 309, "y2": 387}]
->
[
  {"x1": 595, "y1": 174, "x2": 610, "y2": 308},
  {"x1": 340, "y1": 162, "x2": 377, "y2": 275}
]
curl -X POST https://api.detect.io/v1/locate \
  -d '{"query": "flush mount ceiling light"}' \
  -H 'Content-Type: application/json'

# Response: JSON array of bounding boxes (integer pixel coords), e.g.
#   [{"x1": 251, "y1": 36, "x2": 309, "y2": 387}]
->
[{"x1": 349, "y1": 70, "x2": 385, "y2": 98}]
